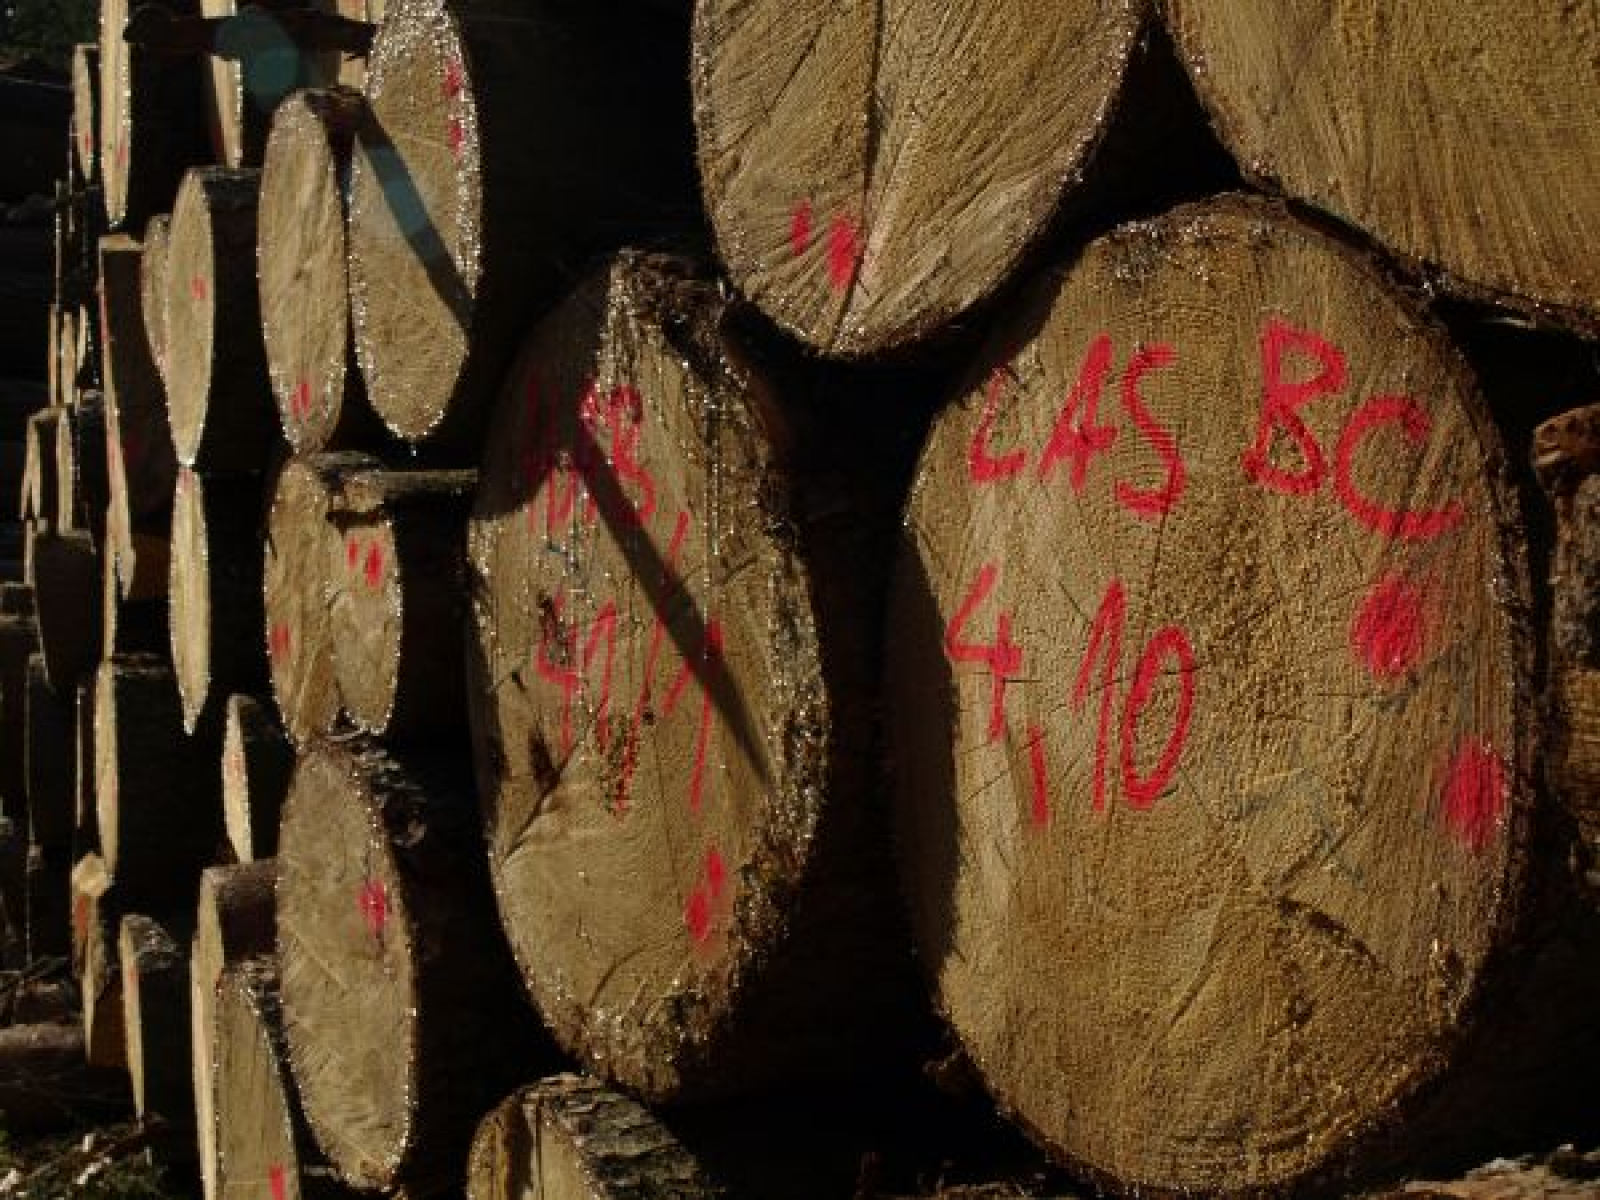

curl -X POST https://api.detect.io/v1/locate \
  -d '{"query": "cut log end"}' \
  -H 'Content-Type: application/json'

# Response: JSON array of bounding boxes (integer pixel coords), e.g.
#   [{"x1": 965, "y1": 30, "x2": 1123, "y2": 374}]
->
[
  {"x1": 887, "y1": 195, "x2": 1535, "y2": 1193},
  {"x1": 221, "y1": 694, "x2": 293, "y2": 862},
  {"x1": 466, "y1": 1075, "x2": 718, "y2": 1200},
  {"x1": 118, "y1": 912, "x2": 192, "y2": 1125},
  {"x1": 259, "y1": 86, "x2": 371, "y2": 454},
  {"x1": 692, "y1": 0, "x2": 1148, "y2": 357},
  {"x1": 140, "y1": 214, "x2": 171, "y2": 383}
]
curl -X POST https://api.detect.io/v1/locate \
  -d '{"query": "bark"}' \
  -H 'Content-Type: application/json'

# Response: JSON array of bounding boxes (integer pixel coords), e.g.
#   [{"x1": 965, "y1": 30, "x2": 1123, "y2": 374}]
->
[
  {"x1": 118, "y1": 911, "x2": 194, "y2": 1128},
  {"x1": 191, "y1": 859, "x2": 276, "y2": 1200},
  {"x1": 886, "y1": 194, "x2": 1593, "y2": 1193},
  {"x1": 467, "y1": 251, "x2": 914, "y2": 1100},
  {"x1": 93, "y1": 653, "x2": 224, "y2": 912},
  {"x1": 1165, "y1": 2, "x2": 1600, "y2": 336},
  {"x1": 467, "y1": 1075, "x2": 717, "y2": 1200},
  {"x1": 329, "y1": 468, "x2": 473, "y2": 741},
  {"x1": 277, "y1": 738, "x2": 546, "y2": 1193},
  {"x1": 98, "y1": 234, "x2": 177, "y2": 596},
  {"x1": 346, "y1": 0, "x2": 696, "y2": 449},
  {"x1": 262, "y1": 451, "x2": 379, "y2": 745},
  {"x1": 168, "y1": 467, "x2": 269, "y2": 732},
  {"x1": 97, "y1": 0, "x2": 210, "y2": 230},
  {"x1": 258, "y1": 86, "x2": 384, "y2": 454},
  {"x1": 163, "y1": 167, "x2": 283, "y2": 472},
  {"x1": 221, "y1": 693, "x2": 292, "y2": 863}
]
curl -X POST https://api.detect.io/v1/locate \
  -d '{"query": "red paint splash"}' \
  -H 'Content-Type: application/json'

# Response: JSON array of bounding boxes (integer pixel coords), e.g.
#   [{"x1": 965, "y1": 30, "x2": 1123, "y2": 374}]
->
[
  {"x1": 1440, "y1": 738, "x2": 1508, "y2": 853},
  {"x1": 358, "y1": 878, "x2": 389, "y2": 938},
  {"x1": 1354, "y1": 573, "x2": 1428, "y2": 680},
  {"x1": 189, "y1": 276, "x2": 208, "y2": 303},
  {"x1": 447, "y1": 117, "x2": 464, "y2": 156},
  {"x1": 269, "y1": 1165, "x2": 287, "y2": 1200},
  {"x1": 268, "y1": 622, "x2": 292, "y2": 661},
  {"x1": 1026, "y1": 724, "x2": 1050, "y2": 828},
  {"x1": 704, "y1": 845, "x2": 725, "y2": 899},
  {"x1": 442, "y1": 59, "x2": 463, "y2": 98},
  {"x1": 345, "y1": 536, "x2": 359, "y2": 570},
  {"x1": 291, "y1": 378, "x2": 310, "y2": 420},
  {"x1": 363, "y1": 543, "x2": 384, "y2": 590},
  {"x1": 684, "y1": 887, "x2": 711, "y2": 944},
  {"x1": 789, "y1": 199, "x2": 813, "y2": 258},
  {"x1": 826, "y1": 214, "x2": 859, "y2": 293},
  {"x1": 1334, "y1": 395, "x2": 1466, "y2": 542},
  {"x1": 115, "y1": 138, "x2": 127, "y2": 167}
]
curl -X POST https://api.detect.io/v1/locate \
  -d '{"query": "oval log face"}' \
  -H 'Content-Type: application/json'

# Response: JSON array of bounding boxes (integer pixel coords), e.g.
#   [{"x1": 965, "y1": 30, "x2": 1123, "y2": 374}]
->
[
  {"x1": 278, "y1": 748, "x2": 418, "y2": 1189},
  {"x1": 889, "y1": 196, "x2": 1531, "y2": 1193},
  {"x1": 693, "y1": 0, "x2": 1145, "y2": 357},
  {"x1": 468, "y1": 254, "x2": 835, "y2": 1097},
  {"x1": 168, "y1": 467, "x2": 211, "y2": 731},
  {"x1": 329, "y1": 515, "x2": 402, "y2": 732},
  {"x1": 215, "y1": 960, "x2": 306, "y2": 1200},
  {"x1": 1166, "y1": 2, "x2": 1600, "y2": 331}
]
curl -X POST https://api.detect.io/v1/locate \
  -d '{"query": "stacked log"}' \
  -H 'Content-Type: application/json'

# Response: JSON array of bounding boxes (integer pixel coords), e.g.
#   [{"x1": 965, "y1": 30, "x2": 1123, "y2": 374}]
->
[
  {"x1": 118, "y1": 912, "x2": 193, "y2": 1128},
  {"x1": 221, "y1": 694, "x2": 293, "y2": 862}
]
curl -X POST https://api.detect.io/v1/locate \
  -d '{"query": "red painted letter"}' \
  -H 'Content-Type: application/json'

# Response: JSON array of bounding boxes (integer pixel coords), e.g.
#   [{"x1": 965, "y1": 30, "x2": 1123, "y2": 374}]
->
[
  {"x1": 1242, "y1": 317, "x2": 1344, "y2": 496},
  {"x1": 1114, "y1": 343, "x2": 1184, "y2": 518},
  {"x1": 969, "y1": 368, "x2": 1027, "y2": 483},
  {"x1": 1333, "y1": 395, "x2": 1465, "y2": 541},
  {"x1": 1039, "y1": 334, "x2": 1116, "y2": 490}
]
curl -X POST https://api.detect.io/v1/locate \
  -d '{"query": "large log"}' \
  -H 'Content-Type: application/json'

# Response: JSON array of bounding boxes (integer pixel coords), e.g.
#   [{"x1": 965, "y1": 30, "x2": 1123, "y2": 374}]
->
[
  {"x1": 71, "y1": 45, "x2": 100, "y2": 184},
  {"x1": 259, "y1": 86, "x2": 382, "y2": 453},
  {"x1": 164, "y1": 168, "x2": 282, "y2": 472},
  {"x1": 94, "y1": 653, "x2": 223, "y2": 912},
  {"x1": 139, "y1": 214, "x2": 171, "y2": 383},
  {"x1": 346, "y1": 0, "x2": 695, "y2": 448},
  {"x1": 170, "y1": 468, "x2": 268, "y2": 731},
  {"x1": 118, "y1": 912, "x2": 193, "y2": 1128},
  {"x1": 73, "y1": 855, "x2": 126, "y2": 1070},
  {"x1": 692, "y1": 0, "x2": 1155, "y2": 358},
  {"x1": 277, "y1": 738, "x2": 543, "y2": 1193},
  {"x1": 98, "y1": 0, "x2": 210, "y2": 230},
  {"x1": 467, "y1": 252, "x2": 909, "y2": 1099},
  {"x1": 29, "y1": 528, "x2": 102, "y2": 693},
  {"x1": 467, "y1": 1075, "x2": 716, "y2": 1200},
  {"x1": 263, "y1": 452, "x2": 378, "y2": 745},
  {"x1": 190, "y1": 860, "x2": 276, "y2": 1200},
  {"x1": 24, "y1": 655, "x2": 74, "y2": 850},
  {"x1": 329, "y1": 469, "x2": 472, "y2": 740},
  {"x1": 1165, "y1": 3, "x2": 1600, "y2": 335},
  {"x1": 885, "y1": 195, "x2": 1597, "y2": 1192},
  {"x1": 213, "y1": 956, "x2": 346, "y2": 1200},
  {"x1": 221, "y1": 694, "x2": 292, "y2": 863},
  {"x1": 98, "y1": 235, "x2": 178, "y2": 595}
]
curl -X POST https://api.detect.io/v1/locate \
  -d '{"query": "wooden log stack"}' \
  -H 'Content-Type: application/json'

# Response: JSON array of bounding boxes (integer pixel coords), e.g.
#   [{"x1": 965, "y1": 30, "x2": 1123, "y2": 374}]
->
[{"x1": 3, "y1": 2, "x2": 1598, "y2": 1198}]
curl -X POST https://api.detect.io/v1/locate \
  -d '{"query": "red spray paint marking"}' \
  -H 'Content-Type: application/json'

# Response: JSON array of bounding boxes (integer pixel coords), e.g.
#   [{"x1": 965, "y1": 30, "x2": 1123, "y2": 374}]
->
[
  {"x1": 1353, "y1": 573, "x2": 1429, "y2": 680},
  {"x1": 826, "y1": 214, "x2": 859, "y2": 294},
  {"x1": 362, "y1": 543, "x2": 384, "y2": 590},
  {"x1": 1118, "y1": 627, "x2": 1197, "y2": 809},
  {"x1": 535, "y1": 593, "x2": 618, "y2": 756},
  {"x1": 684, "y1": 886, "x2": 712, "y2": 944},
  {"x1": 1072, "y1": 580, "x2": 1126, "y2": 813},
  {"x1": 704, "y1": 845, "x2": 725, "y2": 899},
  {"x1": 1334, "y1": 395, "x2": 1465, "y2": 541},
  {"x1": 969, "y1": 368, "x2": 1027, "y2": 483},
  {"x1": 442, "y1": 59, "x2": 463, "y2": 98},
  {"x1": 116, "y1": 137, "x2": 127, "y2": 167},
  {"x1": 1440, "y1": 738, "x2": 1508, "y2": 853},
  {"x1": 663, "y1": 620, "x2": 724, "y2": 815},
  {"x1": 358, "y1": 878, "x2": 388, "y2": 938},
  {"x1": 345, "y1": 536, "x2": 359, "y2": 571},
  {"x1": 789, "y1": 199, "x2": 813, "y2": 258},
  {"x1": 190, "y1": 276, "x2": 208, "y2": 303},
  {"x1": 944, "y1": 563, "x2": 1022, "y2": 743},
  {"x1": 582, "y1": 382, "x2": 657, "y2": 525},
  {"x1": 1026, "y1": 724, "x2": 1050, "y2": 828},
  {"x1": 1242, "y1": 317, "x2": 1343, "y2": 496},
  {"x1": 1113, "y1": 343, "x2": 1184, "y2": 519},
  {"x1": 268, "y1": 622, "x2": 292, "y2": 661},
  {"x1": 615, "y1": 510, "x2": 691, "y2": 813},
  {"x1": 291, "y1": 378, "x2": 310, "y2": 421},
  {"x1": 1037, "y1": 334, "x2": 1116, "y2": 490},
  {"x1": 447, "y1": 118, "x2": 464, "y2": 157},
  {"x1": 269, "y1": 1165, "x2": 287, "y2": 1200}
]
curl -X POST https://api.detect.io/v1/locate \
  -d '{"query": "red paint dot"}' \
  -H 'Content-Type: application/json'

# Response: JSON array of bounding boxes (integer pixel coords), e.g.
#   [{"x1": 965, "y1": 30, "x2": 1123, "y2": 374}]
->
[
  {"x1": 269, "y1": 1165, "x2": 287, "y2": 1200},
  {"x1": 345, "y1": 536, "x2": 359, "y2": 570},
  {"x1": 789, "y1": 199, "x2": 813, "y2": 258},
  {"x1": 116, "y1": 139, "x2": 127, "y2": 167},
  {"x1": 826, "y1": 213, "x2": 860, "y2": 294},
  {"x1": 359, "y1": 879, "x2": 389, "y2": 938},
  {"x1": 684, "y1": 887, "x2": 711, "y2": 944},
  {"x1": 291, "y1": 378, "x2": 310, "y2": 420},
  {"x1": 442, "y1": 59, "x2": 463, "y2": 98},
  {"x1": 1354, "y1": 572, "x2": 1428, "y2": 681},
  {"x1": 190, "y1": 275, "x2": 208, "y2": 303},
  {"x1": 705, "y1": 846, "x2": 725, "y2": 900},
  {"x1": 447, "y1": 118, "x2": 464, "y2": 156},
  {"x1": 268, "y1": 622, "x2": 292, "y2": 660},
  {"x1": 363, "y1": 543, "x2": 384, "y2": 590},
  {"x1": 1440, "y1": 737, "x2": 1508, "y2": 853}
]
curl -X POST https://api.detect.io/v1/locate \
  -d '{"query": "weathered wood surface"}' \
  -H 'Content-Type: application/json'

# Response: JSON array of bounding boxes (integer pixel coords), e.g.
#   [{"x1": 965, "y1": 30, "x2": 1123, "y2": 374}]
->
[{"x1": 886, "y1": 194, "x2": 1590, "y2": 1192}]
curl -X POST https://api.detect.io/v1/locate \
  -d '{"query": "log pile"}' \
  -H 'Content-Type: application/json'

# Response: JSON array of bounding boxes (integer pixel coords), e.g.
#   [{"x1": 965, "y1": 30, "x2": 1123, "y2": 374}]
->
[{"x1": 2, "y1": 3, "x2": 1596, "y2": 1198}]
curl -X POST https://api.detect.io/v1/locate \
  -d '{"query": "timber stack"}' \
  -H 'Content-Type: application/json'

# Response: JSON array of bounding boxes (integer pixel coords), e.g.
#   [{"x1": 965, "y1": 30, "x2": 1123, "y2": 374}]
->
[{"x1": 1, "y1": 1, "x2": 1597, "y2": 1197}]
